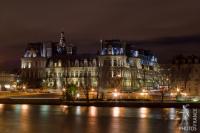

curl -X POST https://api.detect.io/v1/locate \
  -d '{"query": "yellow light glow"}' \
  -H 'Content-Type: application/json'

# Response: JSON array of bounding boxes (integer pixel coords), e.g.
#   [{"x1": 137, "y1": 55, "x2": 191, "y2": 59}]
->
[
  {"x1": 4, "y1": 84, "x2": 11, "y2": 89},
  {"x1": 112, "y1": 107, "x2": 120, "y2": 117},
  {"x1": 140, "y1": 92, "x2": 148, "y2": 96},
  {"x1": 0, "y1": 104, "x2": 4, "y2": 113},
  {"x1": 22, "y1": 85, "x2": 26, "y2": 90},
  {"x1": 113, "y1": 92, "x2": 119, "y2": 97},
  {"x1": 181, "y1": 93, "x2": 187, "y2": 96},
  {"x1": 89, "y1": 106, "x2": 97, "y2": 117},
  {"x1": 139, "y1": 107, "x2": 149, "y2": 118},
  {"x1": 21, "y1": 104, "x2": 29, "y2": 110},
  {"x1": 12, "y1": 85, "x2": 17, "y2": 88}
]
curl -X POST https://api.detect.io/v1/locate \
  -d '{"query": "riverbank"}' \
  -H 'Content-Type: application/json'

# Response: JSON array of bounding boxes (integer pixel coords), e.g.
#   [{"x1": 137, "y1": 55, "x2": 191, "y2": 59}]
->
[{"x1": 0, "y1": 98, "x2": 199, "y2": 108}]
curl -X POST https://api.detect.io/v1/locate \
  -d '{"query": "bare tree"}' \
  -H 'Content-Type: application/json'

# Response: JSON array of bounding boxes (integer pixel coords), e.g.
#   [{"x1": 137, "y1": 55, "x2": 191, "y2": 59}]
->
[{"x1": 83, "y1": 70, "x2": 91, "y2": 102}]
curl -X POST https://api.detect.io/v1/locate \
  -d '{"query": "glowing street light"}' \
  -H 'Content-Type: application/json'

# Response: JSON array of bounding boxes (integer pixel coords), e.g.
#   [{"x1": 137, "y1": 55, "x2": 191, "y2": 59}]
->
[
  {"x1": 62, "y1": 88, "x2": 66, "y2": 92},
  {"x1": 181, "y1": 93, "x2": 187, "y2": 97},
  {"x1": 22, "y1": 85, "x2": 26, "y2": 90},
  {"x1": 76, "y1": 93, "x2": 80, "y2": 98},
  {"x1": 113, "y1": 92, "x2": 119, "y2": 97},
  {"x1": 140, "y1": 92, "x2": 148, "y2": 96},
  {"x1": 4, "y1": 84, "x2": 11, "y2": 89},
  {"x1": 176, "y1": 87, "x2": 180, "y2": 93}
]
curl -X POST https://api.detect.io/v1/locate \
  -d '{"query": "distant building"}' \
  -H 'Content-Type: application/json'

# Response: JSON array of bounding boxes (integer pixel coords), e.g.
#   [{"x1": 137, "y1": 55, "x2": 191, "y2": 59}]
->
[
  {"x1": 171, "y1": 55, "x2": 200, "y2": 96},
  {"x1": 0, "y1": 72, "x2": 18, "y2": 91},
  {"x1": 20, "y1": 32, "x2": 161, "y2": 93}
]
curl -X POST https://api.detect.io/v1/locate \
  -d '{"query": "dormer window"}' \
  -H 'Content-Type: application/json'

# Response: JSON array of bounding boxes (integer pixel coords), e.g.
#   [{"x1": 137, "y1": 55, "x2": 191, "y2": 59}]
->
[
  {"x1": 108, "y1": 45, "x2": 112, "y2": 55},
  {"x1": 66, "y1": 46, "x2": 72, "y2": 54},
  {"x1": 28, "y1": 62, "x2": 31, "y2": 68},
  {"x1": 58, "y1": 60, "x2": 62, "y2": 67},
  {"x1": 92, "y1": 59, "x2": 96, "y2": 66},
  {"x1": 84, "y1": 59, "x2": 88, "y2": 66},
  {"x1": 54, "y1": 63, "x2": 57, "y2": 67},
  {"x1": 75, "y1": 59, "x2": 79, "y2": 67}
]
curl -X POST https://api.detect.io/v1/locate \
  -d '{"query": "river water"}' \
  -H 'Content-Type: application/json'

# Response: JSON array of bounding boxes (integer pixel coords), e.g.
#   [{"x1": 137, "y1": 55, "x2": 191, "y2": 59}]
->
[{"x1": 0, "y1": 104, "x2": 199, "y2": 133}]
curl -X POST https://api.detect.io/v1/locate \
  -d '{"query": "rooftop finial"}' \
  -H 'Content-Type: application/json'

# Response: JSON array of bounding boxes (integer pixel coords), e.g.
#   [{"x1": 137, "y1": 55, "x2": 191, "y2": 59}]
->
[{"x1": 59, "y1": 32, "x2": 66, "y2": 47}]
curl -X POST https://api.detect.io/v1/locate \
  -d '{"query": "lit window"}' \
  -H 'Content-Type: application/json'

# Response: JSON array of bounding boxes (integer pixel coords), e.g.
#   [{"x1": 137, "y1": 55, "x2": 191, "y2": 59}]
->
[
  {"x1": 58, "y1": 60, "x2": 62, "y2": 67},
  {"x1": 28, "y1": 62, "x2": 31, "y2": 68}
]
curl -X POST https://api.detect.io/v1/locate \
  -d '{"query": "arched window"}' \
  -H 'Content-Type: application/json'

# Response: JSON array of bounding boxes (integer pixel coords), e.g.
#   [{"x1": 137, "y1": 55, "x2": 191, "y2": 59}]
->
[
  {"x1": 58, "y1": 60, "x2": 62, "y2": 67},
  {"x1": 92, "y1": 59, "x2": 96, "y2": 66},
  {"x1": 84, "y1": 59, "x2": 88, "y2": 66},
  {"x1": 75, "y1": 59, "x2": 79, "y2": 67}
]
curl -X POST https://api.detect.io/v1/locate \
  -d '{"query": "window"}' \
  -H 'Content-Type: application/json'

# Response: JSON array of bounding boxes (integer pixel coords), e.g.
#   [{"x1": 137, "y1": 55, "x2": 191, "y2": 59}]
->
[
  {"x1": 75, "y1": 60, "x2": 79, "y2": 67},
  {"x1": 28, "y1": 62, "x2": 31, "y2": 68},
  {"x1": 58, "y1": 60, "x2": 62, "y2": 67},
  {"x1": 76, "y1": 71, "x2": 79, "y2": 77},
  {"x1": 84, "y1": 59, "x2": 88, "y2": 66}
]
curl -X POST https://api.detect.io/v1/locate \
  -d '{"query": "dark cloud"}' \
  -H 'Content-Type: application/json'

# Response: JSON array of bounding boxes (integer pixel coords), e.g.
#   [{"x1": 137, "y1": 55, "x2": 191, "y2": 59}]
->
[{"x1": 0, "y1": 0, "x2": 200, "y2": 70}]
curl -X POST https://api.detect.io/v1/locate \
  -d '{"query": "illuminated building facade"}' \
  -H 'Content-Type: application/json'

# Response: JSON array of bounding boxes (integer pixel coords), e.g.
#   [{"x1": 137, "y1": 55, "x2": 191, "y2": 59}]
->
[
  {"x1": 21, "y1": 32, "x2": 161, "y2": 92},
  {"x1": 171, "y1": 55, "x2": 200, "y2": 96},
  {"x1": 0, "y1": 72, "x2": 18, "y2": 91}
]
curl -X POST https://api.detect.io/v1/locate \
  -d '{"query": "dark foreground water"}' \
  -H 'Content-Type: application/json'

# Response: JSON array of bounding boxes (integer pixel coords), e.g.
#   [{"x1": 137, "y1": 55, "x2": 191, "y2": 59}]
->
[{"x1": 0, "y1": 104, "x2": 199, "y2": 133}]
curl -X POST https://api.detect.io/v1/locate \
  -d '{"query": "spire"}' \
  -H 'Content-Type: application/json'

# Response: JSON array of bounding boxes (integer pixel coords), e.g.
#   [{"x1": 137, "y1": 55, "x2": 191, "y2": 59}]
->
[{"x1": 59, "y1": 32, "x2": 66, "y2": 47}]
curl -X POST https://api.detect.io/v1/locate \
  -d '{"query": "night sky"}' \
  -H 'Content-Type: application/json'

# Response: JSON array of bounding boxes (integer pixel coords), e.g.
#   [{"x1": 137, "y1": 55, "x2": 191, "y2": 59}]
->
[{"x1": 0, "y1": 0, "x2": 200, "y2": 71}]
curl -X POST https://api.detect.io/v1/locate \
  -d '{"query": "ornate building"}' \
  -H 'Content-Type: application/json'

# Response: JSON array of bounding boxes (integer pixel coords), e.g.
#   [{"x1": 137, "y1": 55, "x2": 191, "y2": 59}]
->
[
  {"x1": 171, "y1": 55, "x2": 200, "y2": 96},
  {"x1": 21, "y1": 32, "x2": 161, "y2": 93},
  {"x1": 0, "y1": 72, "x2": 18, "y2": 91}
]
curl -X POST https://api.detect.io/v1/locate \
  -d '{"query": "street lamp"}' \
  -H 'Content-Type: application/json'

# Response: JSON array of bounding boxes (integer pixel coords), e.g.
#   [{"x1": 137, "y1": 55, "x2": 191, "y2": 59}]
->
[
  {"x1": 76, "y1": 93, "x2": 80, "y2": 98},
  {"x1": 180, "y1": 92, "x2": 187, "y2": 97},
  {"x1": 22, "y1": 85, "x2": 26, "y2": 90},
  {"x1": 113, "y1": 89, "x2": 119, "y2": 99},
  {"x1": 177, "y1": 87, "x2": 180, "y2": 93},
  {"x1": 113, "y1": 92, "x2": 119, "y2": 97}
]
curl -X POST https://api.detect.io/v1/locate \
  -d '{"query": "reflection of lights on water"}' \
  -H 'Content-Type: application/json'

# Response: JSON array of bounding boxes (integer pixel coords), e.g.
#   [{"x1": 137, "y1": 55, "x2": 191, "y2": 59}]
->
[
  {"x1": 21, "y1": 104, "x2": 29, "y2": 110},
  {"x1": 40, "y1": 105, "x2": 50, "y2": 111},
  {"x1": 0, "y1": 104, "x2": 4, "y2": 112},
  {"x1": 112, "y1": 107, "x2": 120, "y2": 117},
  {"x1": 0, "y1": 104, "x2": 4, "y2": 108},
  {"x1": 169, "y1": 108, "x2": 176, "y2": 120},
  {"x1": 20, "y1": 104, "x2": 29, "y2": 116},
  {"x1": 40, "y1": 105, "x2": 50, "y2": 116},
  {"x1": 139, "y1": 107, "x2": 148, "y2": 118},
  {"x1": 76, "y1": 106, "x2": 81, "y2": 115},
  {"x1": 89, "y1": 106, "x2": 97, "y2": 117},
  {"x1": 61, "y1": 105, "x2": 68, "y2": 114}
]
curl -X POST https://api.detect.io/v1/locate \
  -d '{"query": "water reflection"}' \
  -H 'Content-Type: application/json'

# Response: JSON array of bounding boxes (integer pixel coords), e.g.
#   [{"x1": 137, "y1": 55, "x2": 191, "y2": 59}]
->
[
  {"x1": 60, "y1": 105, "x2": 68, "y2": 114},
  {"x1": 76, "y1": 106, "x2": 81, "y2": 115},
  {"x1": 21, "y1": 104, "x2": 29, "y2": 110},
  {"x1": 89, "y1": 106, "x2": 97, "y2": 117},
  {"x1": 20, "y1": 104, "x2": 30, "y2": 133},
  {"x1": 0, "y1": 105, "x2": 197, "y2": 133},
  {"x1": 169, "y1": 108, "x2": 176, "y2": 120},
  {"x1": 139, "y1": 107, "x2": 149, "y2": 118},
  {"x1": 0, "y1": 104, "x2": 4, "y2": 112},
  {"x1": 112, "y1": 107, "x2": 120, "y2": 117},
  {"x1": 40, "y1": 105, "x2": 50, "y2": 116}
]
